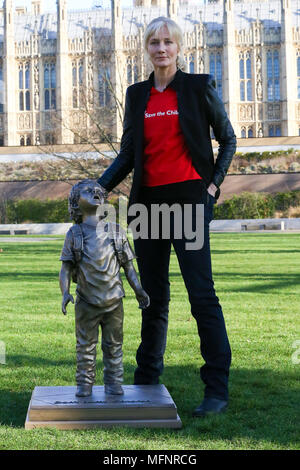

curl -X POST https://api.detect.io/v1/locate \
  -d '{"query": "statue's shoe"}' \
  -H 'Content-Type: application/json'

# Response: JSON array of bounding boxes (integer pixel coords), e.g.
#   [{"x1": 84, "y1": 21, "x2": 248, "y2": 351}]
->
[
  {"x1": 104, "y1": 383, "x2": 124, "y2": 395},
  {"x1": 75, "y1": 384, "x2": 93, "y2": 397}
]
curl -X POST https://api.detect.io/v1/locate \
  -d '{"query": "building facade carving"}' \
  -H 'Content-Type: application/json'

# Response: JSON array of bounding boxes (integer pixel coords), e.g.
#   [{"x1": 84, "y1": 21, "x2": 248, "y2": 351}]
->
[{"x1": 0, "y1": 0, "x2": 300, "y2": 147}]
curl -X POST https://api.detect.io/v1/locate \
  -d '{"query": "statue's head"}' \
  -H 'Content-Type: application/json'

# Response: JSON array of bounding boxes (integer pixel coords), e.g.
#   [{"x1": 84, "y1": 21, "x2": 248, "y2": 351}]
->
[{"x1": 68, "y1": 179, "x2": 107, "y2": 224}]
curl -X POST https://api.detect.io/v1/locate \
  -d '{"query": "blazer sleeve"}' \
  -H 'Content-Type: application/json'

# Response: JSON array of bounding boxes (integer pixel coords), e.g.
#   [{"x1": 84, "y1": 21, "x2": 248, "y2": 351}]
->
[
  {"x1": 98, "y1": 88, "x2": 135, "y2": 192},
  {"x1": 204, "y1": 75, "x2": 237, "y2": 188}
]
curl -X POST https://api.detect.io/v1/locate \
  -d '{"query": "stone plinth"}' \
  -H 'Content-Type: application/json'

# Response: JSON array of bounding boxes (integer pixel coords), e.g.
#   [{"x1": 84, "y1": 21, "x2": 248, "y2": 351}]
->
[{"x1": 25, "y1": 384, "x2": 182, "y2": 429}]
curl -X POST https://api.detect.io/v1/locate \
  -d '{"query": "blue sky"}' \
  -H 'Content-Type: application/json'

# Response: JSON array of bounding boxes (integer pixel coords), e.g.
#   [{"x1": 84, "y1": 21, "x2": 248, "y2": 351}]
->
[{"x1": 18, "y1": 0, "x2": 133, "y2": 12}]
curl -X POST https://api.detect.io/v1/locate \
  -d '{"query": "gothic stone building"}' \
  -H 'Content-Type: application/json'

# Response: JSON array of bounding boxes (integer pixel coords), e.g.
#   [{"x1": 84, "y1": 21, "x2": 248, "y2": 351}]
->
[{"x1": 1, "y1": 0, "x2": 300, "y2": 147}]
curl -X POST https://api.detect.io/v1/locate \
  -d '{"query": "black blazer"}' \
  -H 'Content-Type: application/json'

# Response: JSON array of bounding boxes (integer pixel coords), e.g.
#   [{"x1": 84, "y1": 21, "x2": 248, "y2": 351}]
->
[{"x1": 98, "y1": 69, "x2": 236, "y2": 205}]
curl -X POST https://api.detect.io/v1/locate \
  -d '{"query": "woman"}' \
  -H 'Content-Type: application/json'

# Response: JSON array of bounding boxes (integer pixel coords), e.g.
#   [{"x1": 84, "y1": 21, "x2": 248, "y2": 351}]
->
[{"x1": 98, "y1": 17, "x2": 236, "y2": 417}]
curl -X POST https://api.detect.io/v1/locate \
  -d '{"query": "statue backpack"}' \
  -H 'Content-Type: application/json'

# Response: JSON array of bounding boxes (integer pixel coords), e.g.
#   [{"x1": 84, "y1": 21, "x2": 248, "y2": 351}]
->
[{"x1": 70, "y1": 222, "x2": 124, "y2": 283}]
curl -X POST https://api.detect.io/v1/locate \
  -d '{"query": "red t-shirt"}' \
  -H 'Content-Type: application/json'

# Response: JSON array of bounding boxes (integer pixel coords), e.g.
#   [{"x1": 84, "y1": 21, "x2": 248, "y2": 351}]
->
[{"x1": 142, "y1": 86, "x2": 201, "y2": 187}]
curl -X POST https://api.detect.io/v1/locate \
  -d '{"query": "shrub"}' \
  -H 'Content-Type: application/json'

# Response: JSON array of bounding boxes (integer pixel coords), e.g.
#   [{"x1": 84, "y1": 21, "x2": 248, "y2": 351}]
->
[
  {"x1": 215, "y1": 191, "x2": 300, "y2": 220},
  {"x1": 214, "y1": 192, "x2": 276, "y2": 219},
  {"x1": 2, "y1": 198, "x2": 69, "y2": 224}
]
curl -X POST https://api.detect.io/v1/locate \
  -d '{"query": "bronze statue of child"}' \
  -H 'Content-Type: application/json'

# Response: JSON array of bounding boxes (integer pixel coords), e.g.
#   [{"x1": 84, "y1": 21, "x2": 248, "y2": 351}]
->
[{"x1": 59, "y1": 179, "x2": 149, "y2": 398}]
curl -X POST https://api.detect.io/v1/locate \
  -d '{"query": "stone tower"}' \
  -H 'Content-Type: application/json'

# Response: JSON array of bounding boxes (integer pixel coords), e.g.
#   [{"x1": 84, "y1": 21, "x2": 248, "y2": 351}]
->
[
  {"x1": 56, "y1": 0, "x2": 72, "y2": 144},
  {"x1": 3, "y1": 0, "x2": 17, "y2": 146},
  {"x1": 111, "y1": 0, "x2": 125, "y2": 139},
  {"x1": 281, "y1": 0, "x2": 297, "y2": 135},
  {"x1": 223, "y1": 0, "x2": 237, "y2": 127}
]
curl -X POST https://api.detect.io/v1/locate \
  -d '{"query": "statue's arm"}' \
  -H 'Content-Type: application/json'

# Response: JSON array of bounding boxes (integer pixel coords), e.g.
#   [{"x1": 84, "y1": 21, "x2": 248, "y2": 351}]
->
[
  {"x1": 122, "y1": 261, "x2": 150, "y2": 309},
  {"x1": 59, "y1": 261, "x2": 74, "y2": 315}
]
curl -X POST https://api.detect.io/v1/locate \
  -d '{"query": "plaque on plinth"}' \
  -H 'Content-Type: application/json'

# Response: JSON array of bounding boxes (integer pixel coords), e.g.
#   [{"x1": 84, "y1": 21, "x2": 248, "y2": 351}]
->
[{"x1": 25, "y1": 384, "x2": 182, "y2": 429}]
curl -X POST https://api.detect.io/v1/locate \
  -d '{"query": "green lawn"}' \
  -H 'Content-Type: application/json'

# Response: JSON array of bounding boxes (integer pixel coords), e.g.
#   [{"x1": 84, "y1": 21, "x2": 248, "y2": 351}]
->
[{"x1": 0, "y1": 233, "x2": 299, "y2": 450}]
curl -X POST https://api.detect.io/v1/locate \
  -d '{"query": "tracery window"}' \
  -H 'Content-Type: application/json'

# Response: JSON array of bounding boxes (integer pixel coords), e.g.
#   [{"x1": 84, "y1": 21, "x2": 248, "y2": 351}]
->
[
  {"x1": 44, "y1": 62, "x2": 56, "y2": 110},
  {"x1": 209, "y1": 52, "x2": 222, "y2": 100},
  {"x1": 72, "y1": 59, "x2": 84, "y2": 108},
  {"x1": 239, "y1": 51, "x2": 252, "y2": 101},
  {"x1": 269, "y1": 125, "x2": 281, "y2": 137},
  {"x1": 98, "y1": 65, "x2": 111, "y2": 107},
  {"x1": 127, "y1": 56, "x2": 138, "y2": 85},
  {"x1": 19, "y1": 62, "x2": 30, "y2": 111},
  {"x1": 267, "y1": 50, "x2": 280, "y2": 102},
  {"x1": 188, "y1": 54, "x2": 195, "y2": 74}
]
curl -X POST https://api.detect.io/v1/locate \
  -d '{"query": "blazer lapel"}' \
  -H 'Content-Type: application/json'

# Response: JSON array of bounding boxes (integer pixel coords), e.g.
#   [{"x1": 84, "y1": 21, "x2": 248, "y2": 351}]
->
[{"x1": 132, "y1": 81, "x2": 151, "y2": 178}]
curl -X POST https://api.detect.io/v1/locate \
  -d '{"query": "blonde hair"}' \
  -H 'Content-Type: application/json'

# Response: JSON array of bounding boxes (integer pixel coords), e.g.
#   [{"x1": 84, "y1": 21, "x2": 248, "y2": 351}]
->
[{"x1": 144, "y1": 16, "x2": 186, "y2": 71}]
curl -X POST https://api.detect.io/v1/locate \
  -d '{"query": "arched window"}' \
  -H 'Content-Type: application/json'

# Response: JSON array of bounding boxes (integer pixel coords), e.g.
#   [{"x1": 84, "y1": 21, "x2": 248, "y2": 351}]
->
[
  {"x1": 127, "y1": 56, "x2": 139, "y2": 85},
  {"x1": 25, "y1": 65, "x2": 30, "y2": 90},
  {"x1": 247, "y1": 80, "x2": 252, "y2": 101},
  {"x1": 267, "y1": 79, "x2": 273, "y2": 101},
  {"x1": 127, "y1": 62, "x2": 132, "y2": 85},
  {"x1": 51, "y1": 64, "x2": 56, "y2": 88},
  {"x1": 246, "y1": 58, "x2": 251, "y2": 79},
  {"x1": 44, "y1": 66, "x2": 50, "y2": 89},
  {"x1": 248, "y1": 128, "x2": 253, "y2": 138},
  {"x1": 19, "y1": 68, "x2": 23, "y2": 89},
  {"x1": 19, "y1": 92, "x2": 24, "y2": 111},
  {"x1": 241, "y1": 128, "x2": 246, "y2": 138},
  {"x1": 45, "y1": 90, "x2": 50, "y2": 110},
  {"x1": 79, "y1": 65, "x2": 83, "y2": 85},
  {"x1": 209, "y1": 52, "x2": 222, "y2": 100},
  {"x1": 72, "y1": 60, "x2": 84, "y2": 108},
  {"x1": 189, "y1": 55, "x2": 195, "y2": 74},
  {"x1": 239, "y1": 59, "x2": 244, "y2": 79},
  {"x1": 25, "y1": 91, "x2": 30, "y2": 111},
  {"x1": 266, "y1": 50, "x2": 280, "y2": 102},
  {"x1": 72, "y1": 66, "x2": 77, "y2": 86},
  {"x1": 98, "y1": 65, "x2": 111, "y2": 107},
  {"x1": 20, "y1": 136, "x2": 25, "y2": 146},
  {"x1": 19, "y1": 63, "x2": 30, "y2": 111},
  {"x1": 239, "y1": 52, "x2": 252, "y2": 102},
  {"x1": 240, "y1": 82, "x2": 245, "y2": 101},
  {"x1": 44, "y1": 62, "x2": 56, "y2": 110}
]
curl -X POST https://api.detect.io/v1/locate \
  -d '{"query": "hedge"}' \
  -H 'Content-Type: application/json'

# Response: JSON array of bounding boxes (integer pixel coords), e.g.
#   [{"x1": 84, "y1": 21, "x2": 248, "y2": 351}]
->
[
  {"x1": 214, "y1": 191, "x2": 300, "y2": 220},
  {"x1": 0, "y1": 198, "x2": 69, "y2": 224},
  {"x1": 234, "y1": 148, "x2": 298, "y2": 163}
]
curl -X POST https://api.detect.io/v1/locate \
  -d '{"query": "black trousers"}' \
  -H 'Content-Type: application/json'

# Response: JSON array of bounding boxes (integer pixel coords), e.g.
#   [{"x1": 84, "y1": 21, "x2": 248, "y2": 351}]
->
[{"x1": 133, "y1": 195, "x2": 231, "y2": 400}]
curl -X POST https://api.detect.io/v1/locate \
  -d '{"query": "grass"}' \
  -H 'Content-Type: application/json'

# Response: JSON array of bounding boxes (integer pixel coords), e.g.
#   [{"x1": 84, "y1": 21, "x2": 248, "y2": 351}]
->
[{"x1": 0, "y1": 233, "x2": 299, "y2": 450}]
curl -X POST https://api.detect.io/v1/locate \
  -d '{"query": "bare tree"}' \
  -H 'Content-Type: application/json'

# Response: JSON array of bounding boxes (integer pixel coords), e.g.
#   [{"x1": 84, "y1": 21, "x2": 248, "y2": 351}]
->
[{"x1": 36, "y1": 32, "x2": 132, "y2": 198}]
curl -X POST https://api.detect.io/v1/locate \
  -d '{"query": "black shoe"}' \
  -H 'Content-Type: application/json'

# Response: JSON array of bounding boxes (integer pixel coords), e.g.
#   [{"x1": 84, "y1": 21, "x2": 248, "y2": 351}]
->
[
  {"x1": 76, "y1": 384, "x2": 93, "y2": 397},
  {"x1": 105, "y1": 383, "x2": 124, "y2": 395},
  {"x1": 193, "y1": 398, "x2": 228, "y2": 417}
]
